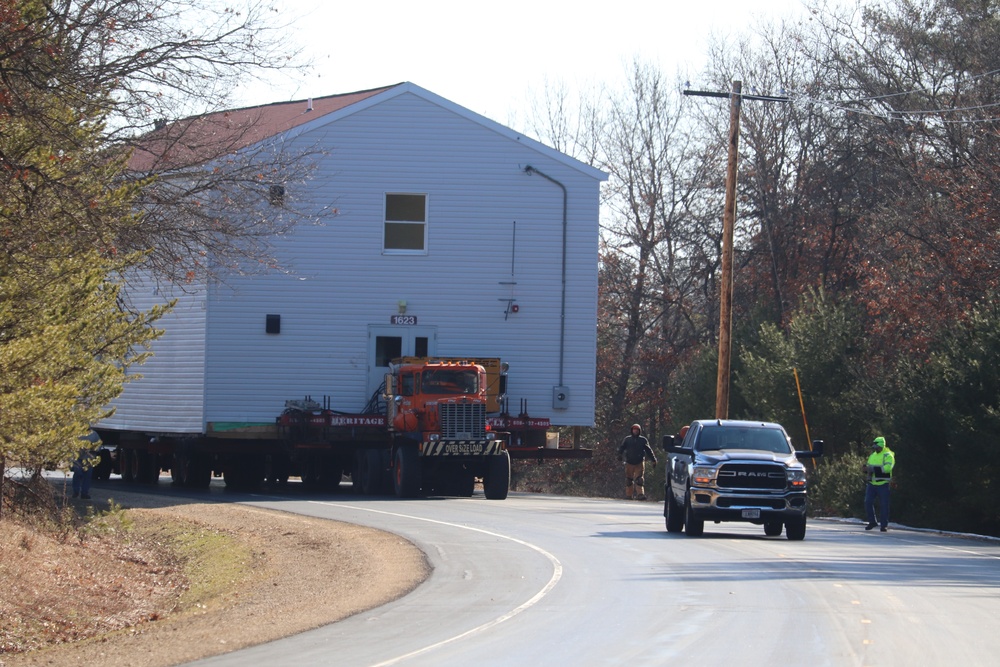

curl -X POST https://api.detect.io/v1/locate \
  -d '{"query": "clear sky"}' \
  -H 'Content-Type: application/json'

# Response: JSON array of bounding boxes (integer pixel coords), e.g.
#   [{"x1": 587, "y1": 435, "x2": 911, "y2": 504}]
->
[{"x1": 235, "y1": 0, "x2": 808, "y2": 126}]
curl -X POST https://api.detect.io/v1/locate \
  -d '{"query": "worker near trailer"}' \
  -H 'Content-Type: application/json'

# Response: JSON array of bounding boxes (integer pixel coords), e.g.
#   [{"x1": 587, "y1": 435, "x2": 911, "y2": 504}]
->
[
  {"x1": 618, "y1": 424, "x2": 657, "y2": 500},
  {"x1": 71, "y1": 430, "x2": 101, "y2": 500},
  {"x1": 864, "y1": 436, "x2": 896, "y2": 532}
]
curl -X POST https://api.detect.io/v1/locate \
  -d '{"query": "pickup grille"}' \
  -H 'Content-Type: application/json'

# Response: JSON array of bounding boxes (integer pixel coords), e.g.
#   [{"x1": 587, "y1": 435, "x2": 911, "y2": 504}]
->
[
  {"x1": 716, "y1": 463, "x2": 787, "y2": 490},
  {"x1": 439, "y1": 402, "x2": 486, "y2": 439}
]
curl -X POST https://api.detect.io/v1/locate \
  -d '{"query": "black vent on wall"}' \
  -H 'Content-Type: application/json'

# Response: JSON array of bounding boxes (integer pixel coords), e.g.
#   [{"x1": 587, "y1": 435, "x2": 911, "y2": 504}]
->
[{"x1": 265, "y1": 314, "x2": 281, "y2": 334}]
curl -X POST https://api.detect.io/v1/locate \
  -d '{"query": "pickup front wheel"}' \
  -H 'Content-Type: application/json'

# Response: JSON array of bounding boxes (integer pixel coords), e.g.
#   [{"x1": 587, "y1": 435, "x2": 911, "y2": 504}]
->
[
  {"x1": 684, "y1": 493, "x2": 705, "y2": 537},
  {"x1": 785, "y1": 516, "x2": 807, "y2": 540},
  {"x1": 664, "y1": 490, "x2": 684, "y2": 533}
]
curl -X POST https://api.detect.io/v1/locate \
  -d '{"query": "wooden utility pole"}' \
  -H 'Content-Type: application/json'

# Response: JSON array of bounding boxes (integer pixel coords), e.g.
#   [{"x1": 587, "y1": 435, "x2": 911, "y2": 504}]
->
[
  {"x1": 716, "y1": 80, "x2": 741, "y2": 419},
  {"x1": 683, "y1": 81, "x2": 788, "y2": 419}
]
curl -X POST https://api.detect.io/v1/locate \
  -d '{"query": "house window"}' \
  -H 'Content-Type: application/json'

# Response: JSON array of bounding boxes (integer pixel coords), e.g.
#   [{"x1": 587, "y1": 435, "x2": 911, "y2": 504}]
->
[{"x1": 384, "y1": 193, "x2": 426, "y2": 252}]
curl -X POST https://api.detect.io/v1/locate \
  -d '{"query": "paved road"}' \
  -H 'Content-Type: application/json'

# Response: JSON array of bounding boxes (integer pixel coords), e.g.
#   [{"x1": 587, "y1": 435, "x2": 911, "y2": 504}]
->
[{"x1": 174, "y1": 490, "x2": 1000, "y2": 667}]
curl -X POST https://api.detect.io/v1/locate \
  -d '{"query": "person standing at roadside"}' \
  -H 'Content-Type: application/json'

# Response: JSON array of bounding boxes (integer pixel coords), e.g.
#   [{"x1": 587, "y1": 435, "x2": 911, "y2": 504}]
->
[
  {"x1": 864, "y1": 436, "x2": 896, "y2": 532},
  {"x1": 618, "y1": 424, "x2": 656, "y2": 500},
  {"x1": 71, "y1": 448, "x2": 94, "y2": 500}
]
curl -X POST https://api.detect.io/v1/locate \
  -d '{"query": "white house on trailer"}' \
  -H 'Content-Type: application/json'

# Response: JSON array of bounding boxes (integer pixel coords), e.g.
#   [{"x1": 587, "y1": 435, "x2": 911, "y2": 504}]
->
[{"x1": 101, "y1": 82, "x2": 607, "y2": 439}]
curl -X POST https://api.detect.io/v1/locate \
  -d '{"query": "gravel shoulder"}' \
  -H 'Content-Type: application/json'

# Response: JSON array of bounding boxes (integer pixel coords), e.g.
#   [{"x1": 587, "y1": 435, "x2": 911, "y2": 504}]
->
[{"x1": 2, "y1": 484, "x2": 430, "y2": 667}]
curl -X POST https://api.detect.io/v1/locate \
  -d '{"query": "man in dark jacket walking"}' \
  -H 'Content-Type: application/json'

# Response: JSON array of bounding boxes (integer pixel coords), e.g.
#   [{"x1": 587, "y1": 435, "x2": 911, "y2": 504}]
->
[{"x1": 618, "y1": 424, "x2": 657, "y2": 500}]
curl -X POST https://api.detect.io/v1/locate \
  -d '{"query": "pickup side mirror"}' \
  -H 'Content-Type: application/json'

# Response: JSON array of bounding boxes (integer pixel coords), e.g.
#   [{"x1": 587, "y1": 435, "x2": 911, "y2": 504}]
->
[
  {"x1": 795, "y1": 439, "x2": 824, "y2": 458},
  {"x1": 661, "y1": 434, "x2": 675, "y2": 451}
]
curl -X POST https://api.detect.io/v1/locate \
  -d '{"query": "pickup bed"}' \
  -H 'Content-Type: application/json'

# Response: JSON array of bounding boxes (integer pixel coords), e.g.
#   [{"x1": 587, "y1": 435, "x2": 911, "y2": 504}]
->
[{"x1": 662, "y1": 419, "x2": 823, "y2": 540}]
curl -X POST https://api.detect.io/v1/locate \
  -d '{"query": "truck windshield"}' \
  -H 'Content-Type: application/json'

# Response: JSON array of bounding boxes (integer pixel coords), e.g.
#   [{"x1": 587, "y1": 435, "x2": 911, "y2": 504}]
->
[
  {"x1": 697, "y1": 426, "x2": 792, "y2": 454},
  {"x1": 421, "y1": 369, "x2": 479, "y2": 395}
]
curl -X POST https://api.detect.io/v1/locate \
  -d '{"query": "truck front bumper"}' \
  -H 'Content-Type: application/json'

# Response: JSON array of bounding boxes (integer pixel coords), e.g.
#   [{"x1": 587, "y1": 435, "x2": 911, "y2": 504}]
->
[{"x1": 687, "y1": 486, "x2": 808, "y2": 522}]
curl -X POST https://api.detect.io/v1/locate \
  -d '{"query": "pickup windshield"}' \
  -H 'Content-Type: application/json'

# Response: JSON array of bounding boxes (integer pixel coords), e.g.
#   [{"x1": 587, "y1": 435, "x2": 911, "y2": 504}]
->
[{"x1": 696, "y1": 425, "x2": 792, "y2": 454}]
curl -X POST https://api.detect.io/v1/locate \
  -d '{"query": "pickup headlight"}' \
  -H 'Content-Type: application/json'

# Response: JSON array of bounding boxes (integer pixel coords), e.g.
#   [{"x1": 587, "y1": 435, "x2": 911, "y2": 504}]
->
[
  {"x1": 692, "y1": 466, "x2": 717, "y2": 485},
  {"x1": 788, "y1": 468, "x2": 807, "y2": 488}
]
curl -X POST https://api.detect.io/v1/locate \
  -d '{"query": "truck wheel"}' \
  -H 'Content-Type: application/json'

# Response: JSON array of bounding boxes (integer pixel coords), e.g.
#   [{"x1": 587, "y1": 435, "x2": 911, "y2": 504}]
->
[
  {"x1": 483, "y1": 451, "x2": 510, "y2": 500},
  {"x1": 393, "y1": 445, "x2": 421, "y2": 498},
  {"x1": 785, "y1": 516, "x2": 807, "y2": 540},
  {"x1": 684, "y1": 495, "x2": 704, "y2": 537},
  {"x1": 664, "y1": 492, "x2": 684, "y2": 533},
  {"x1": 764, "y1": 520, "x2": 783, "y2": 537}
]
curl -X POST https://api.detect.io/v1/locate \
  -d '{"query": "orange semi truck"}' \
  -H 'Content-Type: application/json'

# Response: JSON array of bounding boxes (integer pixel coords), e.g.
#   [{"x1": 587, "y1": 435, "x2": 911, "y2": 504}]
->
[{"x1": 93, "y1": 358, "x2": 588, "y2": 498}]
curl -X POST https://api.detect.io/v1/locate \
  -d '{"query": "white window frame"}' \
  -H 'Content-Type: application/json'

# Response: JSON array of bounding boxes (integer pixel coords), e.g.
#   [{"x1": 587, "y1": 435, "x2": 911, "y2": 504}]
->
[{"x1": 383, "y1": 192, "x2": 428, "y2": 254}]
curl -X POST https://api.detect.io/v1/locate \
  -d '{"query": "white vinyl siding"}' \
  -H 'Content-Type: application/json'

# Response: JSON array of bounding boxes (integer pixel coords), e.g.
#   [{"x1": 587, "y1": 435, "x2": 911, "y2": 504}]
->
[
  {"x1": 104, "y1": 84, "x2": 605, "y2": 434},
  {"x1": 101, "y1": 275, "x2": 207, "y2": 432}
]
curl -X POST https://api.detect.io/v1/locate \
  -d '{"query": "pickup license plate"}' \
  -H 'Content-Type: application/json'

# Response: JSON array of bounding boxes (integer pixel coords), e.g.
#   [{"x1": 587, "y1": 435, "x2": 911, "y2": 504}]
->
[
  {"x1": 444, "y1": 443, "x2": 484, "y2": 455},
  {"x1": 742, "y1": 509, "x2": 761, "y2": 519}
]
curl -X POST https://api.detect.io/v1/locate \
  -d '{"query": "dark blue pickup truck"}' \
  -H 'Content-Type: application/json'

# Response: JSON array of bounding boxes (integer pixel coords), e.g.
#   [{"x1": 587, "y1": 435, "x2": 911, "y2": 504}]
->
[{"x1": 662, "y1": 419, "x2": 823, "y2": 540}]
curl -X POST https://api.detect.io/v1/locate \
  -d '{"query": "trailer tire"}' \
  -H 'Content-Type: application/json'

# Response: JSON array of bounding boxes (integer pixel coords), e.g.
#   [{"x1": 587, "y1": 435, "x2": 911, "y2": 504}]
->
[
  {"x1": 350, "y1": 450, "x2": 365, "y2": 493},
  {"x1": 321, "y1": 459, "x2": 343, "y2": 492},
  {"x1": 224, "y1": 458, "x2": 264, "y2": 492},
  {"x1": 136, "y1": 450, "x2": 159, "y2": 484},
  {"x1": 120, "y1": 448, "x2": 137, "y2": 483},
  {"x1": 764, "y1": 520, "x2": 783, "y2": 537},
  {"x1": 393, "y1": 445, "x2": 421, "y2": 498},
  {"x1": 93, "y1": 449, "x2": 114, "y2": 481},
  {"x1": 360, "y1": 449, "x2": 385, "y2": 495},
  {"x1": 483, "y1": 451, "x2": 510, "y2": 500},
  {"x1": 189, "y1": 456, "x2": 213, "y2": 489},
  {"x1": 171, "y1": 453, "x2": 189, "y2": 487}
]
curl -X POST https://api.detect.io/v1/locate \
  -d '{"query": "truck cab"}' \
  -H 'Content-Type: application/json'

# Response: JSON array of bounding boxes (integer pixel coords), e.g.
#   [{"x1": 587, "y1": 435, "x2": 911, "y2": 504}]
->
[{"x1": 385, "y1": 359, "x2": 509, "y2": 499}]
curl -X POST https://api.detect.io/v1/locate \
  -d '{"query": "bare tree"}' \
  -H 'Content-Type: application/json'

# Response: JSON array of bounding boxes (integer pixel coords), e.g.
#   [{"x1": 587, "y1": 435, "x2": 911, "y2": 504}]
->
[{"x1": 2, "y1": 0, "x2": 324, "y2": 283}]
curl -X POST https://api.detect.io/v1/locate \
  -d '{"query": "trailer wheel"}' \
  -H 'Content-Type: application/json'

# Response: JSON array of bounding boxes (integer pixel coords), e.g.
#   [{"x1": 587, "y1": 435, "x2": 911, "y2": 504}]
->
[
  {"x1": 764, "y1": 520, "x2": 783, "y2": 537},
  {"x1": 189, "y1": 455, "x2": 212, "y2": 489},
  {"x1": 171, "y1": 452, "x2": 190, "y2": 487},
  {"x1": 93, "y1": 449, "x2": 114, "y2": 481},
  {"x1": 393, "y1": 445, "x2": 421, "y2": 498},
  {"x1": 132, "y1": 450, "x2": 159, "y2": 484},
  {"x1": 120, "y1": 448, "x2": 137, "y2": 483},
  {"x1": 265, "y1": 454, "x2": 291, "y2": 487},
  {"x1": 321, "y1": 459, "x2": 343, "y2": 492},
  {"x1": 224, "y1": 458, "x2": 264, "y2": 492},
  {"x1": 360, "y1": 449, "x2": 385, "y2": 495},
  {"x1": 350, "y1": 450, "x2": 365, "y2": 493},
  {"x1": 483, "y1": 451, "x2": 510, "y2": 500}
]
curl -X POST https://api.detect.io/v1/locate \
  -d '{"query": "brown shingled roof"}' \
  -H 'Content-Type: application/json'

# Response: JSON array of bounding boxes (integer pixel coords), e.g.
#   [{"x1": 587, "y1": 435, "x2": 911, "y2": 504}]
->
[{"x1": 129, "y1": 83, "x2": 402, "y2": 172}]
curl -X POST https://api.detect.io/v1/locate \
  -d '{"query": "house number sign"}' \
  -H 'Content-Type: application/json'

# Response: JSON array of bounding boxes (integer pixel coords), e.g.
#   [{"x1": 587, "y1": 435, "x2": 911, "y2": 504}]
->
[{"x1": 391, "y1": 315, "x2": 418, "y2": 325}]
